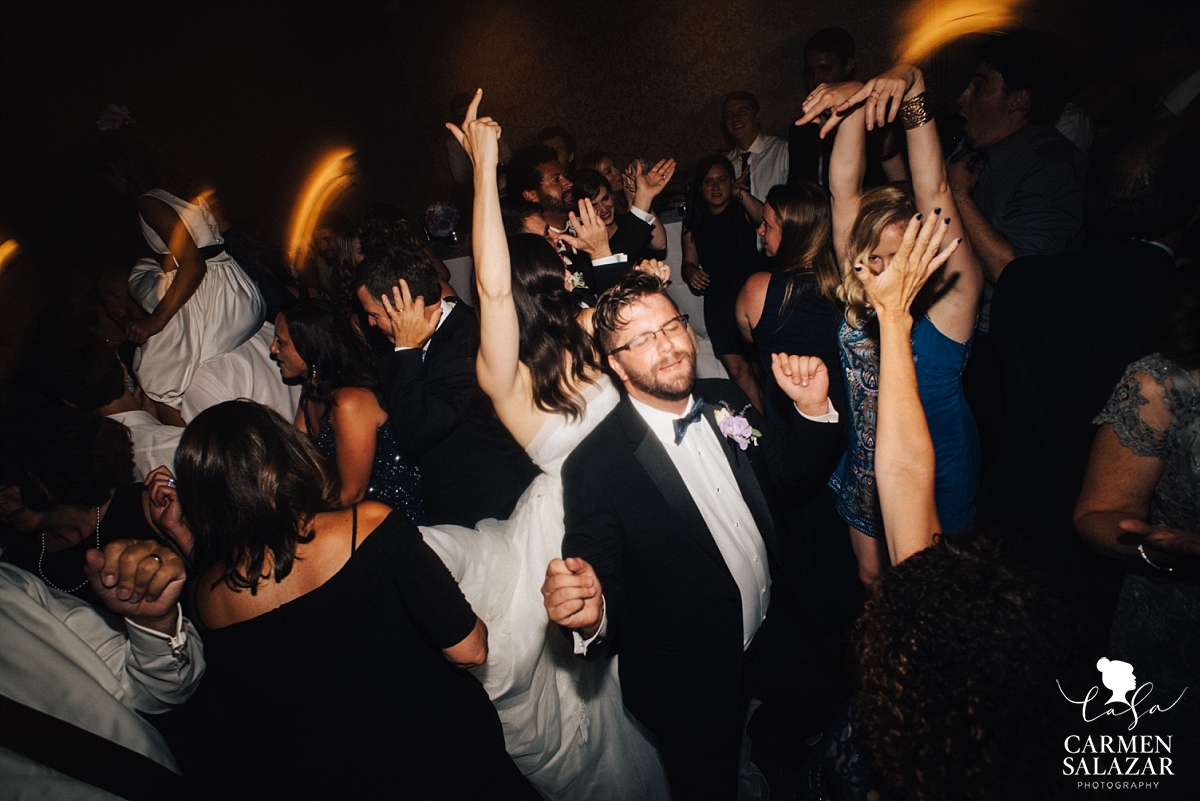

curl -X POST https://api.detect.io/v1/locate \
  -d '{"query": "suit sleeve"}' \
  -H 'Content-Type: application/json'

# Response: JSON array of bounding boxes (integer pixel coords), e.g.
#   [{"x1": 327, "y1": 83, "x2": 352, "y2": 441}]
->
[
  {"x1": 712, "y1": 379, "x2": 845, "y2": 490},
  {"x1": 608, "y1": 213, "x2": 653, "y2": 262},
  {"x1": 378, "y1": 311, "x2": 479, "y2": 455},
  {"x1": 561, "y1": 452, "x2": 623, "y2": 660}
]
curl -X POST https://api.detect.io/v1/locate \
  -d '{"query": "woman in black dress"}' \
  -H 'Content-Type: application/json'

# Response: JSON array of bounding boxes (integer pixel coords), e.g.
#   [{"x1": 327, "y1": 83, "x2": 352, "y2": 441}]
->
[
  {"x1": 681, "y1": 155, "x2": 766, "y2": 410},
  {"x1": 145, "y1": 400, "x2": 536, "y2": 800}
]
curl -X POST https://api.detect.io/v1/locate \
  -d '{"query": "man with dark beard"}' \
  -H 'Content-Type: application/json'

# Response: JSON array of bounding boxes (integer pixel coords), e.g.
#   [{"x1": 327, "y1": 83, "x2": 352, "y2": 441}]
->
[
  {"x1": 507, "y1": 144, "x2": 622, "y2": 289},
  {"x1": 542, "y1": 272, "x2": 845, "y2": 799}
]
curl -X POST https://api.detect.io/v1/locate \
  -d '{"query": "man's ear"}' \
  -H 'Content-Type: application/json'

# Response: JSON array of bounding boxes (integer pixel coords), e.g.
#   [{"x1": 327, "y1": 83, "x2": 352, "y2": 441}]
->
[
  {"x1": 1007, "y1": 88, "x2": 1032, "y2": 117},
  {"x1": 843, "y1": 57, "x2": 855, "y2": 79},
  {"x1": 522, "y1": 188, "x2": 540, "y2": 204},
  {"x1": 607, "y1": 353, "x2": 629, "y2": 383}
]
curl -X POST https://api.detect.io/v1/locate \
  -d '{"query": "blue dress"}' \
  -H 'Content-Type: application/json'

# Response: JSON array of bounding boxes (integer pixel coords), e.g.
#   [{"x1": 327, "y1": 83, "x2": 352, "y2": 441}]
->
[
  {"x1": 316, "y1": 415, "x2": 426, "y2": 525},
  {"x1": 828, "y1": 315, "x2": 979, "y2": 537}
]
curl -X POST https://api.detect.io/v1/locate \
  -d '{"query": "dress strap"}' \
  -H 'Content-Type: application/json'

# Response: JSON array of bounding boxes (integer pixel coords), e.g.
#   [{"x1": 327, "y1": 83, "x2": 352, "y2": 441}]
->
[{"x1": 351, "y1": 503, "x2": 358, "y2": 554}]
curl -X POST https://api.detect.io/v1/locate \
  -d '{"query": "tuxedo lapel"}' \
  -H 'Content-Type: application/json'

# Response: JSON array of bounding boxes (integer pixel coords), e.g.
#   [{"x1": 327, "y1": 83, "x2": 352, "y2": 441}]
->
[
  {"x1": 616, "y1": 399, "x2": 728, "y2": 572},
  {"x1": 701, "y1": 398, "x2": 777, "y2": 549}
]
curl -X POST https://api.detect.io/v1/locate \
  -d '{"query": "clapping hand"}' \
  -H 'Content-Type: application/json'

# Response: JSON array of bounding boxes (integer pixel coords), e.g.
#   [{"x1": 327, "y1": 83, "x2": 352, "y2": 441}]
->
[
  {"x1": 771, "y1": 354, "x2": 830, "y2": 417},
  {"x1": 562, "y1": 197, "x2": 613, "y2": 259},
  {"x1": 856, "y1": 210, "x2": 960, "y2": 320},
  {"x1": 86, "y1": 538, "x2": 187, "y2": 635},
  {"x1": 795, "y1": 81, "x2": 865, "y2": 138},
  {"x1": 382, "y1": 279, "x2": 442, "y2": 349},
  {"x1": 446, "y1": 88, "x2": 501, "y2": 169},
  {"x1": 542, "y1": 557, "x2": 603, "y2": 637}
]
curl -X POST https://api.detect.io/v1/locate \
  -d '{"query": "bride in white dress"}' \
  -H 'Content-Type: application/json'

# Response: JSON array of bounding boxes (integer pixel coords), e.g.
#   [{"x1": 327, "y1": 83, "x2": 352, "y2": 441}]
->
[{"x1": 420, "y1": 91, "x2": 669, "y2": 800}]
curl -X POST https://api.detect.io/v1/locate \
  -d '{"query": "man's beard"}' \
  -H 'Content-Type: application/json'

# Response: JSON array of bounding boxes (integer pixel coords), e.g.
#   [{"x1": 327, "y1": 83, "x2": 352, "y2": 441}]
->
[
  {"x1": 540, "y1": 191, "x2": 572, "y2": 215},
  {"x1": 625, "y1": 347, "x2": 697, "y2": 402}
]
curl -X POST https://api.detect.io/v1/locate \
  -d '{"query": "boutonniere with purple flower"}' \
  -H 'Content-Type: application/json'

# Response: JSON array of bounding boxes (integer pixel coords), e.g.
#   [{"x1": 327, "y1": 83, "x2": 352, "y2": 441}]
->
[
  {"x1": 568, "y1": 271, "x2": 588, "y2": 290},
  {"x1": 713, "y1": 402, "x2": 761, "y2": 451}
]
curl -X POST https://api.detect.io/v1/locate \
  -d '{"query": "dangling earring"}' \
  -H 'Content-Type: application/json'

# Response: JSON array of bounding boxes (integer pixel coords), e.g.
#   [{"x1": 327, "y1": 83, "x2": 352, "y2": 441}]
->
[{"x1": 309, "y1": 365, "x2": 318, "y2": 383}]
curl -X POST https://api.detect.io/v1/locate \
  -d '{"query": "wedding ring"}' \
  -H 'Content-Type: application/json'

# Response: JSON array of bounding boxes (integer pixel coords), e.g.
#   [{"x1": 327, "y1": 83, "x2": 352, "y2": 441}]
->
[
  {"x1": 148, "y1": 553, "x2": 163, "y2": 565},
  {"x1": 167, "y1": 477, "x2": 175, "y2": 486}
]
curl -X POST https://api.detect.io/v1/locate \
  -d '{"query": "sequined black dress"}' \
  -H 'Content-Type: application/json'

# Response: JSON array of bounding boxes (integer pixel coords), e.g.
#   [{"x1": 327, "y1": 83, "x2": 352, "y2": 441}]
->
[{"x1": 316, "y1": 416, "x2": 425, "y2": 525}]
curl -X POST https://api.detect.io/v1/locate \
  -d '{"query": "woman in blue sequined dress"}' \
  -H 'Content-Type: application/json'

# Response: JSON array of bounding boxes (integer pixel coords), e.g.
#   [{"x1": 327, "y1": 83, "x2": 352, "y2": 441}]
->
[{"x1": 270, "y1": 299, "x2": 425, "y2": 524}]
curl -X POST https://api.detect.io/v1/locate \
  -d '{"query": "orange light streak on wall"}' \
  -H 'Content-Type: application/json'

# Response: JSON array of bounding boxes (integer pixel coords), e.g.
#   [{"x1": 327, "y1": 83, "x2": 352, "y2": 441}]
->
[
  {"x1": 0, "y1": 239, "x2": 19, "y2": 278},
  {"x1": 897, "y1": 0, "x2": 1026, "y2": 64},
  {"x1": 286, "y1": 149, "x2": 357, "y2": 270}
]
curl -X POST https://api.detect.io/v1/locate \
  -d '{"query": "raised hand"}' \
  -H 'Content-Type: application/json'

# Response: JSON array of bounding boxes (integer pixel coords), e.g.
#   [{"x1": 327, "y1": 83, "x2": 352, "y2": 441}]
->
[
  {"x1": 633, "y1": 158, "x2": 677, "y2": 209},
  {"x1": 382, "y1": 279, "x2": 442, "y2": 349},
  {"x1": 833, "y1": 65, "x2": 921, "y2": 131},
  {"x1": 795, "y1": 81, "x2": 865, "y2": 138},
  {"x1": 771, "y1": 353, "x2": 830, "y2": 417},
  {"x1": 86, "y1": 538, "x2": 187, "y2": 634},
  {"x1": 856, "y1": 210, "x2": 960, "y2": 320},
  {"x1": 445, "y1": 88, "x2": 501, "y2": 169},
  {"x1": 634, "y1": 258, "x2": 671, "y2": 283},
  {"x1": 542, "y1": 557, "x2": 603, "y2": 636},
  {"x1": 562, "y1": 197, "x2": 613, "y2": 259},
  {"x1": 731, "y1": 169, "x2": 752, "y2": 202}
]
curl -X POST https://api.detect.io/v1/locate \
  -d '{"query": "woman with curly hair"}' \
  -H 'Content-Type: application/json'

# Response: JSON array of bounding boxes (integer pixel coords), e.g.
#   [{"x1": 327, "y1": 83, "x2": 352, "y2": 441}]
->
[
  {"x1": 271, "y1": 298, "x2": 424, "y2": 524},
  {"x1": 799, "y1": 65, "x2": 984, "y2": 587},
  {"x1": 416, "y1": 90, "x2": 669, "y2": 799}
]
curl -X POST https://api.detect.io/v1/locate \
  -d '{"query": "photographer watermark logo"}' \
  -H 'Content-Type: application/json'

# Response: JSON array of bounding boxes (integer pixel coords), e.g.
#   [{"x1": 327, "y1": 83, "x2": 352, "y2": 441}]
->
[{"x1": 1057, "y1": 658, "x2": 1187, "y2": 788}]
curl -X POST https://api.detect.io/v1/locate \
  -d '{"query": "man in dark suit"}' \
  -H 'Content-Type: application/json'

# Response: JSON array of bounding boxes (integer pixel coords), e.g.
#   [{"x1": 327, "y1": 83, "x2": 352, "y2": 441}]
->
[
  {"x1": 355, "y1": 243, "x2": 539, "y2": 527},
  {"x1": 542, "y1": 273, "x2": 844, "y2": 799}
]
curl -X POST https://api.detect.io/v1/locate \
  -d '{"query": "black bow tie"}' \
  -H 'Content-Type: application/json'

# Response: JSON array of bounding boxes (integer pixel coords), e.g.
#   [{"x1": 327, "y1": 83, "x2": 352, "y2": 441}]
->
[{"x1": 673, "y1": 397, "x2": 705, "y2": 445}]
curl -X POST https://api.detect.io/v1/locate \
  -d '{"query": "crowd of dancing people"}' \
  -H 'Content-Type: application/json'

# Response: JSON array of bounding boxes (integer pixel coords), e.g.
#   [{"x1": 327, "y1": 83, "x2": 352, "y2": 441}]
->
[{"x1": 2, "y1": 22, "x2": 1199, "y2": 801}]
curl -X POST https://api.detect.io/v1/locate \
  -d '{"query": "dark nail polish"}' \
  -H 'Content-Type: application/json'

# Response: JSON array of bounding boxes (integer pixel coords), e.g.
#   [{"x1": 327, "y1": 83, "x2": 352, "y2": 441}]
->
[
  {"x1": 934, "y1": 207, "x2": 942, "y2": 215},
  {"x1": 957, "y1": 238, "x2": 963, "y2": 243},
  {"x1": 916, "y1": 213, "x2": 923, "y2": 221},
  {"x1": 944, "y1": 217, "x2": 951, "y2": 225},
  {"x1": 854, "y1": 265, "x2": 863, "y2": 272}
]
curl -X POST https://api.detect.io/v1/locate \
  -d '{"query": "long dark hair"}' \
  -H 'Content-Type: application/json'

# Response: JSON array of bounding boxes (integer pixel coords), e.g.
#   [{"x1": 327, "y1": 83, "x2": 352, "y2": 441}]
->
[
  {"x1": 765, "y1": 183, "x2": 842, "y2": 316},
  {"x1": 281, "y1": 299, "x2": 384, "y2": 433},
  {"x1": 176, "y1": 401, "x2": 340, "y2": 593},
  {"x1": 507, "y1": 233, "x2": 598, "y2": 418},
  {"x1": 684, "y1": 155, "x2": 738, "y2": 244}
]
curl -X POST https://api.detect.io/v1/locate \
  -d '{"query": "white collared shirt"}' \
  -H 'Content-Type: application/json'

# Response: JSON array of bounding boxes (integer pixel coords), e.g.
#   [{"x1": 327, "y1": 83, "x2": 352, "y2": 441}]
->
[
  {"x1": 630, "y1": 394, "x2": 770, "y2": 650},
  {"x1": 394, "y1": 297, "x2": 457, "y2": 357},
  {"x1": 727, "y1": 133, "x2": 790, "y2": 204}
]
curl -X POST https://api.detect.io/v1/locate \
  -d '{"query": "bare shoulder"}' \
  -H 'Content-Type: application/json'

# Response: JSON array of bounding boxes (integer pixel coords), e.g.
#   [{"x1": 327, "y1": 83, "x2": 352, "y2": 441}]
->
[
  {"x1": 739, "y1": 271, "x2": 772, "y2": 303},
  {"x1": 332, "y1": 386, "x2": 387, "y2": 423}
]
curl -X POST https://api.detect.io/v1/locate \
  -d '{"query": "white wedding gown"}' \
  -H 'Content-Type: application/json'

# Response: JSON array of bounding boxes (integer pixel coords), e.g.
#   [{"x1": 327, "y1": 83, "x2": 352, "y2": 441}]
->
[{"x1": 421, "y1": 375, "x2": 670, "y2": 800}]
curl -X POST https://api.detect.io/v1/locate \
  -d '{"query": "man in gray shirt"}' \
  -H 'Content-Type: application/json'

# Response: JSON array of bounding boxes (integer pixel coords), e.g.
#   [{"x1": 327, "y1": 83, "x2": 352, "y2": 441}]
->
[{"x1": 948, "y1": 29, "x2": 1086, "y2": 463}]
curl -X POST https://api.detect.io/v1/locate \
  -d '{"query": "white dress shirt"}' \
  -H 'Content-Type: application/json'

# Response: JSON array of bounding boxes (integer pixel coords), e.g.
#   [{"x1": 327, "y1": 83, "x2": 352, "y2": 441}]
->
[
  {"x1": 631, "y1": 395, "x2": 770, "y2": 649},
  {"x1": 727, "y1": 133, "x2": 790, "y2": 203},
  {"x1": 107, "y1": 409, "x2": 183, "y2": 482},
  {"x1": 0, "y1": 562, "x2": 204, "y2": 790},
  {"x1": 395, "y1": 297, "x2": 458, "y2": 356}
]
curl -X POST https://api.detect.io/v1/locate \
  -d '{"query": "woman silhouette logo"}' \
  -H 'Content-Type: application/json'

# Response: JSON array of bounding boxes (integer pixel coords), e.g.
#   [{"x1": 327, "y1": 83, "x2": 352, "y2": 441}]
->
[{"x1": 1096, "y1": 657, "x2": 1137, "y2": 707}]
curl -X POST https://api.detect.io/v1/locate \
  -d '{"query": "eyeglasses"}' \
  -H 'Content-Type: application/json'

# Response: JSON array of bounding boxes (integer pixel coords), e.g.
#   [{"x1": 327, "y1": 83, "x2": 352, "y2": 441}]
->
[{"x1": 609, "y1": 314, "x2": 689, "y2": 355}]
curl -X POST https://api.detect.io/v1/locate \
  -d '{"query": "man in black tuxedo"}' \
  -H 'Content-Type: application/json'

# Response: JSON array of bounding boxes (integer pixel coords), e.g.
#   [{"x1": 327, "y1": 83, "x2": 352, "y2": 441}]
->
[
  {"x1": 542, "y1": 273, "x2": 844, "y2": 799},
  {"x1": 355, "y1": 243, "x2": 539, "y2": 527}
]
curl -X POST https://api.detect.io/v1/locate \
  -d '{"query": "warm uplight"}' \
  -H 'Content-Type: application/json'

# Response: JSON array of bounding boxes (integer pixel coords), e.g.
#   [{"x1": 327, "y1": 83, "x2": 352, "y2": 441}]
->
[
  {"x1": 286, "y1": 149, "x2": 357, "y2": 270},
  {"x1": 0, "y1": 239, "x2": 18, "y2": 277},
  {"x1": 897, "y1": 0, "x2": 1026, "y2": 64}
]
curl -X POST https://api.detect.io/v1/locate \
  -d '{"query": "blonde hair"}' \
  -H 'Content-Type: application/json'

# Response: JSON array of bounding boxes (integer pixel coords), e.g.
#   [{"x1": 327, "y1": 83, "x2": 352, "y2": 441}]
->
[{"x1": 838, "y1": 185, "x2": 917, "y2": 328}]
